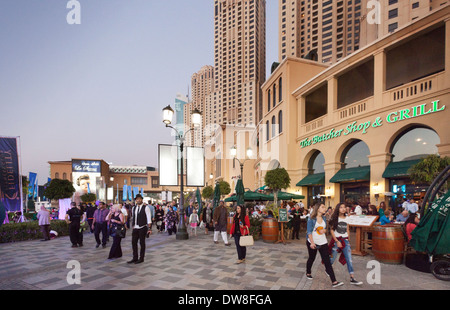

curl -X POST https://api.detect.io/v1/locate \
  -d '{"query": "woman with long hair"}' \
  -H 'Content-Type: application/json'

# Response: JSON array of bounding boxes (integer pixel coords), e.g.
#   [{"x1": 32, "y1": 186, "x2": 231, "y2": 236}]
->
[
  {"x1": 306, "y1": 203, "x2": 343, "y2": 287},
  {"x1": 106, "y1": 204, "x2": 125, "y2": 259},
  {"x1": 229, "y1": 205, "x2": 251, "y2": 264},
  {"x1": 329, "y1": 203, "x2": 363, "y2": 285}
]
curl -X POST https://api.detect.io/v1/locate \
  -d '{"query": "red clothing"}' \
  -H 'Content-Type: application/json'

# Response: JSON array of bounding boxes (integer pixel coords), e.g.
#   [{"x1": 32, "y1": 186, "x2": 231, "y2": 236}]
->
[
  {"x1": 230, "y1": 215, "x2": 250, "y2": 236},
  {"x1": 406, "y1": 223, "x2": 417, "y2": 241}
]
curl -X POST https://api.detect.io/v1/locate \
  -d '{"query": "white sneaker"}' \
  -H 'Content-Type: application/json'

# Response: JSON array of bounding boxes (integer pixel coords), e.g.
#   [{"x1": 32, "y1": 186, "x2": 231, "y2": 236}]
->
[{"x1": 332, "y1": 281, "x2": 344, "y2": 288}]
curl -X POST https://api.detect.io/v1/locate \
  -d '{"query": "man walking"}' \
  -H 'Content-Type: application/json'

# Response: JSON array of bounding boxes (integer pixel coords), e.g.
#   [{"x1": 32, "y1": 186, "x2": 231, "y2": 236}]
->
[
  {"x1": 213, "y1": 200, "x2": 231, "y2": 246},
  {"x1": 65, "y1": 202, "x2": 85, "y2": 248},
  {"x1": 92, "y1": 202, "x2": 109, "y2": 248},
  {"x1": 128, "y1": 194, "x2": 152, "y2": 264}
]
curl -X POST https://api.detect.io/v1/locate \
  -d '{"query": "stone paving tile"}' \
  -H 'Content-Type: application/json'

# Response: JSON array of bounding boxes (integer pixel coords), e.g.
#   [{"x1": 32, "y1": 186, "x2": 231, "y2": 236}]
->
[{"x1": 0, "y1": 227, "x2": 449, "y2": 291}]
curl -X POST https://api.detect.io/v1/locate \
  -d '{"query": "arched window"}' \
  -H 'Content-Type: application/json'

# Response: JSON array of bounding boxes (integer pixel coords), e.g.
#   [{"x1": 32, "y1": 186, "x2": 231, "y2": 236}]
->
[
  {"x1": 63, "y1": 173, "x2": 67, "y2": 180},
  {"x1": 273, "y1": 84, "x2": 277, "y2": 108},
  {"x1": 279, "y1": 77, "x2": 283, "y2": 102},
  {"x1": 266, "y1": 121, "x2": 270, "y2": 141},
  {"x1": 272, "y1": 115, "x2": 276, "y2": 137},
  {"x1": 342, "y1": 140, "x2": 370, "y2": 168},
  {"x1": 268, "y1": 90, "x2": 271, "y2": 111},
  {"x1": 309, "y1": 151, "x2": 325, "y2": 174},
  {"x1": 278, "y1": 110, "x2": 283, "y2": 133},
  {"x1": 55, "y1": 173, "x2": 59, "y2": 179},
  {"x1": 391, "y1": 127, "x2": 440, "y2": 162}
]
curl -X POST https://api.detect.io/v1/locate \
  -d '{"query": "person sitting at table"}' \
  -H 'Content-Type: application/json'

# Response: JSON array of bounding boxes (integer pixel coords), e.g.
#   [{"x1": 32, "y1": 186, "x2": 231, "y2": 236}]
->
[
  {"x1": 396, "y1": 210, "x2": 410, "y2": 223},
  {"x1": 379, "y1": 210, "x2": 393, "y2": 225},
  {"x1": 404, "y1": 213, "x2": 419, "y2": 242}
]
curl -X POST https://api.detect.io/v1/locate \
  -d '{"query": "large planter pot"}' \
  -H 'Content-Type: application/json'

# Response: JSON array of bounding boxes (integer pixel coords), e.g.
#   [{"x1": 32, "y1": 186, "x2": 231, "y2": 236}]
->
[
  {"x1": 372, "y1": 224, "x2": 405, "y2": 264},
  {"x1": 262, "y1": 218, "x2": 279, "y2": 243}
]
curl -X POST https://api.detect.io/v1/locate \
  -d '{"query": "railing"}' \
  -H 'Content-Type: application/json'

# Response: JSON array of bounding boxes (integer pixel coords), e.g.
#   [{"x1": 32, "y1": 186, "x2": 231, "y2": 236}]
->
[{"x1": 389, "y1": 71, "x2": 444, "y2": 104}]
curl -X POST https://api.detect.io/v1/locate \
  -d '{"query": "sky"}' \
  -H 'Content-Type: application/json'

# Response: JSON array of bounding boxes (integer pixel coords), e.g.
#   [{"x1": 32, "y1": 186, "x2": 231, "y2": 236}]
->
[{"x1": 0, "y1": 0, "x2": 279, "y2": 185}]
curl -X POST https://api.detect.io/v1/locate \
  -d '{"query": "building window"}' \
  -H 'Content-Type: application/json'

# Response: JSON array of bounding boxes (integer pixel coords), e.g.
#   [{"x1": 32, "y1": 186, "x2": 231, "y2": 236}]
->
[
  {"x1": 273, "y1": 84, "x2": 277, "y2": 108},
  {"x1": 131, "y1": 177, "x2": 148, "y2": 185},
  {"x1": 63, "y1": 173, "x2": 67, "y2": 180},
  {"x1": 388, "y1": 22, "x2": 398, "y2": 33},
  {"x1": 55, "y1": 173, "x2": 59, "y2": 179},
  {"x1": 278, "y1": 110, "x2": 283, "y2": 133},
  {"x1": 151, "y1": 176, "x2": 159, "y2": 188},
  {"x1": 268, "y1": 90, "x2": 271, "y2": 111},
  {"x1": 266, "y1": 121, "x2": 270, "y2": 141},
  {"x1": 388, "y1": 8, "x2": 398, "y2": 19},
  {"x1": 279, "y1": 77, "x2": 283, "y2": 102},
  {"x1": 272, "y1": 115, "x2": 276, "y2": 137}
]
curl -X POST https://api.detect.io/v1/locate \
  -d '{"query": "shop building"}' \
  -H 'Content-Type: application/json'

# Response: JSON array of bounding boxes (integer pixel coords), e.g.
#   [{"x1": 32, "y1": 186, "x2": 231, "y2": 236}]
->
[{"x1": 255, "y1": 5, "x2": 450, "y2": 208}]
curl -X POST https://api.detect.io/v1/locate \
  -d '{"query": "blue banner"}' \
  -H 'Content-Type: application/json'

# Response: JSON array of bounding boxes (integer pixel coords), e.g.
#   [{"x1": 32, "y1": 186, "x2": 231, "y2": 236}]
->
[
  {"x1": 133, "y1": 187, "x2": 139, "y2": 199},
  {"x1": 0, "y1": 137, "x2": 22, "y2": 212},
  {"x1": 127, "y1": 186, "x2": 132, "y2": 202},
  {"x1": 28, "y1": 172, "x2": 37, "y2": 199},
  {"x1": 123, "y1": 185, "x2": 128, "y2": 201}
]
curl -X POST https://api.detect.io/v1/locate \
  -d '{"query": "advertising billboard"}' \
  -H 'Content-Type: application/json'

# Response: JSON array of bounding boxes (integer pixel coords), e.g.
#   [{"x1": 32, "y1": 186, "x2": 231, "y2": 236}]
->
[{"x1": 72, "y1": 160, "x2": 102, "y2": 204}]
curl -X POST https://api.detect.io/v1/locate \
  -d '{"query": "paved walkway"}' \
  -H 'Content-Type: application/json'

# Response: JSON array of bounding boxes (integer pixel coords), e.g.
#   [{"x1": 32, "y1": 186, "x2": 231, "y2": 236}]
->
[{"x1": 0, "y1": 226, "x2": 448, "y2": 291}]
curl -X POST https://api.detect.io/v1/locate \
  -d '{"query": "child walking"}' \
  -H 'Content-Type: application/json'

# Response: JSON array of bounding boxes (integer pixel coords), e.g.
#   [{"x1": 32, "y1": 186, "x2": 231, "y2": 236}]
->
[
  {"x1": 329, "y1": 203, "x2": 363, "y2": 286},
  {"x1": 189, "y1": 209, "x2": 199, "y2": 236}
]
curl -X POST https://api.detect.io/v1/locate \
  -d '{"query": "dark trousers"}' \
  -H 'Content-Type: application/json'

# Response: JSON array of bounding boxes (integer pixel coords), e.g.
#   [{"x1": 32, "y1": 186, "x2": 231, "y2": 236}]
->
[
  {"x1": 234, "y1": 234, "x2": 247, "y2": 260},
  {"x1": 40, "y1": 224, "x2": 50, "y2": 240},
  {"x1": 292, "y1": 222, "x2": 300, "y2": 239},
  {"x1": 108, "y1": 235, "x2": 123, "y2": 259},
  {"x1": 94, "y1": 222, "x2": 108, "y2": 246},
  {"x1": 306, "y1": 241, "x2": 337, "y2": 283},
  {"x1": 87, "y1": 219, "x2": 94, "y2": 233},
  {"x1": 131, "y1": 226, "x2": 148, "y2": 260},
  {"x1": 69, "y1": 222, "x2": 82, "y2": 246}
]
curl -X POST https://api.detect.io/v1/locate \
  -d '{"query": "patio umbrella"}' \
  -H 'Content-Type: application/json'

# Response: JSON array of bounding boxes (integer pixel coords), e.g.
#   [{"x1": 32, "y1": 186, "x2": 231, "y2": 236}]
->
[
  {"x1": 212, "y1": 182, "x2": 221, "y2": 215},
  {"x1": 224, "y1": 191, "x2": 273, "y2": 202},
  {"x1": 196, "y1": 187, "x2": 203, "y2": 215},
  {"x1": 235, "y1": 179, "x2": 245, "y2": 206},
  {"x1": 411, "y1": 190, "x2": 450, "y2": 255},
  {"x1": 268, "y1": 191, "x2": 305, "y2": 201}
]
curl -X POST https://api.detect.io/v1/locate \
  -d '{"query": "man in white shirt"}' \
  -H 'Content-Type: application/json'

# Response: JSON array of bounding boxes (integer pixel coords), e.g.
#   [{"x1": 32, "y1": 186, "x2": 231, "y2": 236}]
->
[
  {"x1": 403, "y1": 198, "x2": 419, "y2": 214},
  {"x1": 128, "y1": 194, "x2": 152, "y2": 264}
]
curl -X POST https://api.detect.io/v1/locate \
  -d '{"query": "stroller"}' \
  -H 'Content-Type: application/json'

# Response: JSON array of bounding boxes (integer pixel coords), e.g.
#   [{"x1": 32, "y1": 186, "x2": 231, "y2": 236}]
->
[{"x1": 410, "y1": 165, "x2": 450, "y2": 281}]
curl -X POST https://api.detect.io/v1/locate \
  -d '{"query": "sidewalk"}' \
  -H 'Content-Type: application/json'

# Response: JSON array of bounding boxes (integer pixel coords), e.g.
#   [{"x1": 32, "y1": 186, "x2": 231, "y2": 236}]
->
[{"x1": 0, "y1": 226, "x2": 448, "y2": 290}]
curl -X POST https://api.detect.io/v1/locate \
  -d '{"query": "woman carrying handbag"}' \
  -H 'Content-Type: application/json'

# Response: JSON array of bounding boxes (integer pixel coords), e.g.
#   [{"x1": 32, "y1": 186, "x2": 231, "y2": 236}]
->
[
  {"x1": 229, "y1": 205, "x2": 251, "y2": 264},
  {"x1": 106, "y1": 204, "x2": 125, "y2": 260}
]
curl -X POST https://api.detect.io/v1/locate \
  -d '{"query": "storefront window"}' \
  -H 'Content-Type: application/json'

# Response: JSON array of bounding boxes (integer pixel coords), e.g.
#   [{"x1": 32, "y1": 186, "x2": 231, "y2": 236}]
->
[
  {"x1": 342, "y1": 140, "x2": 370, "y2": 168},
  {"x1": 391, "y1": 127, "x2": 440, "y2": 161}
]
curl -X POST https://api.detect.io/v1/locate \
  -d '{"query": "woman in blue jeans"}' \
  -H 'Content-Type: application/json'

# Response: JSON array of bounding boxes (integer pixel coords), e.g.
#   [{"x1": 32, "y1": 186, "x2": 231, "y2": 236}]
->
[{"x1": 329, "y1": 203, "x2": 363, "y2": 285}]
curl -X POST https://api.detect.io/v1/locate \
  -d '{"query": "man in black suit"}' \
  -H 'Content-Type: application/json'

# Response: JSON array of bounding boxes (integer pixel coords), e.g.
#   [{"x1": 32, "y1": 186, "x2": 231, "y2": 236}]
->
[{"x1": 127, "y1": 194, "x2": 152, "y2": 264}]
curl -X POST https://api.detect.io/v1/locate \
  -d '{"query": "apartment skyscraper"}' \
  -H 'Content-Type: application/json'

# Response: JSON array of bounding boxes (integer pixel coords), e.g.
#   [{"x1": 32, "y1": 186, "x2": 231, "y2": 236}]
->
[
  {"x1": 279, "y1": 0, "x2": 448, "y2": 64},
  {"x1": 212, "y1": 0, "x2": 266, "y2": 126},
  {"x1": 184, "y1": 65, "x2": 214, "y2": 147}
]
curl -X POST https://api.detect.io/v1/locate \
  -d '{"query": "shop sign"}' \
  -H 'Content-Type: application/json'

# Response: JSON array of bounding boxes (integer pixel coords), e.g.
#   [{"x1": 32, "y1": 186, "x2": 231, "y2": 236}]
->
[{"x1": 300, "y1": 100, "x2": 445, "y2": 148}]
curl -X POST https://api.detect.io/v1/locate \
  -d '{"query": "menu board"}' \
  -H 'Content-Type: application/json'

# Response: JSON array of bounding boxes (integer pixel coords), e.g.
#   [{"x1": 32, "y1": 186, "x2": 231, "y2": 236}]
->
[
  {"x1": 278, "y1": 208, "x2": 288, "y2": 222},
  {"x1": 347, "y1": 215, "x2": 378, "y2": 227}
]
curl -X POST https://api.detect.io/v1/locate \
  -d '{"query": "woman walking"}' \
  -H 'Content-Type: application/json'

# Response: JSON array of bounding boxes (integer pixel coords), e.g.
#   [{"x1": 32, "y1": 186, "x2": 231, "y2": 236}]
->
[
  {"x1": 202, "y1": 203, "x2": 213, "y2": 235},
  {"x1": 155, "y1": 205, "x2": 165, "y2": 233},
  {"x1": 165, "y1": 206, "x2": 178, "y2": 236},
  {"x1": 106, "y1": 204, "x2": 125, "y2": 259},
  {"x1": 306, "y1": 203, "x2": 343, "y2": 288},
  {"x1": 329, "y1": 203, "x2": 363, "y2": 285},
  {"x1": 229, "y1": 205, "x2": 250, "y2": 264}
]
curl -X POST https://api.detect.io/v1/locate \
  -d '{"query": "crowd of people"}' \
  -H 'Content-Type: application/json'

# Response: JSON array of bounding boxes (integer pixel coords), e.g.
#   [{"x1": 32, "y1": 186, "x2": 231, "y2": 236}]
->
[{"x1": 31, "y1": 193, "x2": 424, "y2": 288}]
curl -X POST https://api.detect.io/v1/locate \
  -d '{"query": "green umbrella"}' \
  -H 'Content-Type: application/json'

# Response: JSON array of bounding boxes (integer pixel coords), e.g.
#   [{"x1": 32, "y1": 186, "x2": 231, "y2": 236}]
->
[
  {"x1": 212, "y1": 182, "x2": 221, "y2": 215},
  {"x1": 268, "y1": 191, "x2": 305, "y2": 201},
  {"x1": 235, "y1": 179, "x2": 245, "y2": 206},
  {"x1": 411, "y1": 190, "x2": 450, "y2": 255},
  {"x1": 196, "y1": 187, "x2": 203, "y2": 215},
  {"x1": 225, "y1": 191, "x2": 273, "y2": 202}
]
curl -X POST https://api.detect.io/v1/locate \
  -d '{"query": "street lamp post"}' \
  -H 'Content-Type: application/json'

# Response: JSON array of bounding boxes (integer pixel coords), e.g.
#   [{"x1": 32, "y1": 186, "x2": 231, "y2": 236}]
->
[
  {"x1": 163, "y1": 105, "x2": 201, "y2": 240},
  {"x1": 230, "y1": 145, "x2": 253, "y2": 186}
]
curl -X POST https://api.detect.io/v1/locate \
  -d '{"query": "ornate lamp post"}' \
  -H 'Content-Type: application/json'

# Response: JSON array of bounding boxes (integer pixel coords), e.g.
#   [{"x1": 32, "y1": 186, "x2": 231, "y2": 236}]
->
[
  {"x1": 162, "y1": 105, "x2": 202, "y2": 240},
  {"x1": 230, "y1": 145, "x2": 253, "y2": 186}
]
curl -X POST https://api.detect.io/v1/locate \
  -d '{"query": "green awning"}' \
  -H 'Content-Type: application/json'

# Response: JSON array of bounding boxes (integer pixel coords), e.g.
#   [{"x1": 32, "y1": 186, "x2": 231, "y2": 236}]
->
[
  {"x1": 382, "y1": 159, "x2": 421, "y2": 179},
  {"x1": 329, "y1": 166, "x2": 370, "y2": 183},
  {"x1": 296, "y1": 172, "x2": 325, "y2": 186}
]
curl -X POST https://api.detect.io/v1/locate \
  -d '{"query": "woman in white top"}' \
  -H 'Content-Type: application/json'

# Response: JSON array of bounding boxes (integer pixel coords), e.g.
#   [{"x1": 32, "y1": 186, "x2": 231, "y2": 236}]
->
[
  {"x1": 306, "y1": 203, "x2": 343, "y2": 288},
  {"x1": 329, "y1": 203, "x2": 363, "y2": 286}
]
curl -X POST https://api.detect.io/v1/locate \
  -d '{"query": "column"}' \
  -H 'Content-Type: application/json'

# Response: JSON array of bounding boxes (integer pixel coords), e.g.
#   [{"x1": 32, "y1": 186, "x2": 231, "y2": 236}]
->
[{"x1": 368, "y1": 152, "x2": 393, "y2": 206}]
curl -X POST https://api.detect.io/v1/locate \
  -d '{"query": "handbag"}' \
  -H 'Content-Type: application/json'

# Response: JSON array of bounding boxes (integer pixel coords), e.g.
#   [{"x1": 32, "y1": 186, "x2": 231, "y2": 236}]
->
[
  {"x1": 110, "y1": 224, "x2": 126, "y2": 238},
  {"x1": 239, "y1": 227, "x2": 254, "y2": 247}
]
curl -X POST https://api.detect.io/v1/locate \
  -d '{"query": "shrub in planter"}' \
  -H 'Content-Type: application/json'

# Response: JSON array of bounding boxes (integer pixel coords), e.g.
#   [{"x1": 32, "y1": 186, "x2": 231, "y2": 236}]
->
[{"x1": 0, "y1": 220, "x2": 69, "y2": 243}]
